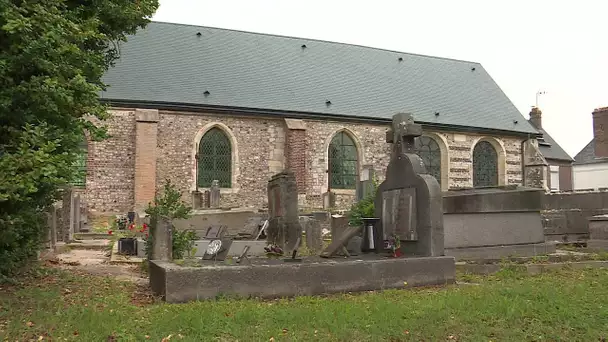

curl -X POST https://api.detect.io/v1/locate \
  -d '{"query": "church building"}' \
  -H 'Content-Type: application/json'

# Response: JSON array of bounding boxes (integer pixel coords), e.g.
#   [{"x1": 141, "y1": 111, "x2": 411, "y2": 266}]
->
[{"x1": 75, "y1": 21, "x2": 568, "y2": 214}]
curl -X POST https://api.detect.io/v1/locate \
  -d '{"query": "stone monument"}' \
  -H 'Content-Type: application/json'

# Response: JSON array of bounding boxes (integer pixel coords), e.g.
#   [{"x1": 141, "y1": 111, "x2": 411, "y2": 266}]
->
[
  {"x1": 266, "y1": 171, "x2": 302, "y2": 251},
  {"x1": 374, "y1": 113, "x2": 444, "y2": 257}
]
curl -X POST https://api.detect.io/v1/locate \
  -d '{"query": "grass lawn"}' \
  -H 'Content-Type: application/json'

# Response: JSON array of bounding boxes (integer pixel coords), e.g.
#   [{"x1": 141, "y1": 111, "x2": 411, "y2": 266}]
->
[{"x1": 1, "y1": 266, "x2": 607, "y2": 341}]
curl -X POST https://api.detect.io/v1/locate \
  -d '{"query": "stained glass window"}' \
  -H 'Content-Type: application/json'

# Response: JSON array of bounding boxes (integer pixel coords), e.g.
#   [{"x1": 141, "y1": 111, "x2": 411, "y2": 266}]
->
[
  {"x1": 197, "y1": 127, "x2": 232, "y2": 188},
  {"x1": 473, "y1": 141, "x2": 498, "y2": 187},
  {"x1": 329, "y1": 131, "x2": 358, "y2": 189},
  {"x1": 415, "y1": 136, "x2": 442, "y2": 186},
  {"x1": 69, "y1": 142, "x2": 87, "y2": 188}
]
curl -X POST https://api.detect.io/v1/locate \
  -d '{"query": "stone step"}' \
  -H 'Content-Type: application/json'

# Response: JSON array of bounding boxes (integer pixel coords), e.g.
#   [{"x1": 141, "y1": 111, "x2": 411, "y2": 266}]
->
[
  {"x1": 74, "y1": 232, "x2": 110, "y2": 240},
  {"x1": 64, "y1": 239, "x2": 111, "y2": 250}
]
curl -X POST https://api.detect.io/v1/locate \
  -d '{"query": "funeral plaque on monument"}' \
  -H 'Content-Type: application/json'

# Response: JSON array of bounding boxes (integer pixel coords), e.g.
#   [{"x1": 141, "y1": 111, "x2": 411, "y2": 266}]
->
[{"x1": 381, "y1": 188, "x2": 417, "y2": 241}]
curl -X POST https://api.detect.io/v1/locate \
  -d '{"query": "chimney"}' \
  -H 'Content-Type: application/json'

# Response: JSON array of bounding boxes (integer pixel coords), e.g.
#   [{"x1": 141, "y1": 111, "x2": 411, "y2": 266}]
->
[
  {"x1": 593, "y1": 106, "x2": 608, "y2": 158},
  {"x1": 529, "y1": 107, "x2": 542, "y2": 129}
]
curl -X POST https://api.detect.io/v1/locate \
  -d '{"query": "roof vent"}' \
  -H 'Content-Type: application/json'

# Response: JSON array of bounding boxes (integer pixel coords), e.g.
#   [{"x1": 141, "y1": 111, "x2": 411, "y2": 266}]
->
[
  {"x1": 513, "y1": 120, "x2": 518, "y2": 124},
  {"x1": 398, "y1": 57, "x2": 403, "y2": 62},
  {"x1": 434, "y1": 111, "x2": 440, "y2": 116},
  {"x1": 196, "y1": 32, "x2": 202, "y2": 37},
  {"x1": 301, "y1": 44, "x2": 307, "y2": 49},
  {"x1": 325, "y1": 100, "x2": 332, "y2": 106},
  {"x1": 471, "y1": 67, "x2": 476, "y2": 71},
  {"x1": 203, "y1": 90, "x2": 210, "y2": 96}
]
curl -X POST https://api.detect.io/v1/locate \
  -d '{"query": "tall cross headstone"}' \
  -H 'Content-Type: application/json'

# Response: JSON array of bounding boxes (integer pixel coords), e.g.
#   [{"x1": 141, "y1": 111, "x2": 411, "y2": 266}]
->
[{"x1": 374, "y1": 113, "x2": 445, "y2": 257}]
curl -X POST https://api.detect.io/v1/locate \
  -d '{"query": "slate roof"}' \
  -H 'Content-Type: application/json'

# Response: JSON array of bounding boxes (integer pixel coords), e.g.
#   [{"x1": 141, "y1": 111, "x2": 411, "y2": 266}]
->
[
  {"x1": 535, "y1": 127, "x2": 573, "y2": 162},
  {"x1": 573, "y1": 139, "x2": 608, "y2": 165},
  {"x1": 100, "y1": 21, "x2": 539, "y2": 136}
]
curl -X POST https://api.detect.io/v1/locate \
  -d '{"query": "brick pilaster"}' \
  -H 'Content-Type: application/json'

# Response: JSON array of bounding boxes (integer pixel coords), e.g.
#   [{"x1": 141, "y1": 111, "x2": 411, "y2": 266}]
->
[
  {"x1": 134, "y1": 109, "x2": 159, "y2": 211},
  {"x1": 284, "y1": 119, "x2": 307, "y2": 194}
]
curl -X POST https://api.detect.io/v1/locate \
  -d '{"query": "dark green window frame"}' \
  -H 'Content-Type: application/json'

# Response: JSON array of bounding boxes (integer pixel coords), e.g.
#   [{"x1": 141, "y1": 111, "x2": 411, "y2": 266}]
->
[
  {"x1": 473, "y1": 141, "x2": 498, "y2": 187},
  {"x1": 415, "y1": 136, "x2": 442, "y2": 186},
  {"x1": 197, "y1": 127, "x2": 232, "y2": 188},
  {"x1": 329, "y1": 131, "x2": 358, "y2": 190}
]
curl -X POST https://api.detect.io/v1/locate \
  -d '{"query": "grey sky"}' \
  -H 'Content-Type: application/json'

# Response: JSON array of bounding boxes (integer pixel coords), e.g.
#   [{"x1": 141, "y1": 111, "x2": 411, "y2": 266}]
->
[{"x1": 152, "y1": 0, "x2": 607, "y2": 157}]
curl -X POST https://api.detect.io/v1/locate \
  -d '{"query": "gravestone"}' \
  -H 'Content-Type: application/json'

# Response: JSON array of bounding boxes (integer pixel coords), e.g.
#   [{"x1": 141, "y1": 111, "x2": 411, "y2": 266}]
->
[
  {"x1": 151, "y1": 217, "x2": 173, "y2": 261},
  {"x1": 299, "y1": 216, "x2": 323, "y2": 253},
  {"x1": 374, "y1": 113, "x2": 444, "y2": 257},
  {"x1": 266, "y1": 171, "x2": 302, "y2": 251},
  {"x1": 209, "y1": 180, "x2": 220, "y2": 208},
  {"x1": 356, "y1": 165, "x2": 376, "y2": 201}
]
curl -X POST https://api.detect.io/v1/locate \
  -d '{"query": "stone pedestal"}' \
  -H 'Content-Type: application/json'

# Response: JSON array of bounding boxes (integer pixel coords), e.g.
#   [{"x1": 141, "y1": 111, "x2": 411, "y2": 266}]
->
[
  {"x1": 322, "y1": 191, "x2": 336, "y2": 209},
  {"x1": 522, "y1": 138, "x2": 549, "y2": 191},
  {"x1": 267, "y1": 171, "x2": 302, "y2": 251},
  {"x1": 151, "y1": 217, "x2": 173, "y2": 261}
]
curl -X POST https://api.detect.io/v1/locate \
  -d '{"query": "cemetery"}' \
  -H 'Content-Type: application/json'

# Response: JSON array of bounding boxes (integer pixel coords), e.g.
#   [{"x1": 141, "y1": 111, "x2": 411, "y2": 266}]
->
[{"x1": 44, "y1": 112, "x2": 608, "y2": 305}]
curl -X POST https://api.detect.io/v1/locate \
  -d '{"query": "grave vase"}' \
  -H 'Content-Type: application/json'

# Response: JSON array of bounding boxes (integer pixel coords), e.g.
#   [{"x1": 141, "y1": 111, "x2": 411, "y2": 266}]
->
[{"x1": 361, "y1": 217, "x2": 380, "y2": 253}]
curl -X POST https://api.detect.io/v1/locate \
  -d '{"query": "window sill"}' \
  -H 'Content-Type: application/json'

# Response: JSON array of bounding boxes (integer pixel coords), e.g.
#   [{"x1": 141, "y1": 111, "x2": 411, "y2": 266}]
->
[
  {"x1": 193, "y1": 188, "x2": 240, "y2": 195},
  {"x1": 331, "y1": 189, "x2": 356, "y2": 195}
]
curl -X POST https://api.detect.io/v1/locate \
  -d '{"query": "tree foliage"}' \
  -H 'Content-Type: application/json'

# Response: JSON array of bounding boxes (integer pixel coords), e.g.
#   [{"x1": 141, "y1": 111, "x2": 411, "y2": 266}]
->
[{"x1": 0, "y1": 0, "x2": 159, "y2": 277}]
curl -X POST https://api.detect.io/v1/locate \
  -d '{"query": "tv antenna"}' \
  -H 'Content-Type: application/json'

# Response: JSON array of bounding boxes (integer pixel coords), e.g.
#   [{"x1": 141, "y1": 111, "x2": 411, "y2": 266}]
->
[{"x1": 536, "y1": 90, "x2": 546, "y2": 108}]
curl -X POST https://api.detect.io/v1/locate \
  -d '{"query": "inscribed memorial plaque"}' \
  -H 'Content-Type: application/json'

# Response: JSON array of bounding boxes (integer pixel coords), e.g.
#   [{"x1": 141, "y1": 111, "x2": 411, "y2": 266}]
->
[{"x1": 382, "y1": 188, "x2": 417, "y2": 241}]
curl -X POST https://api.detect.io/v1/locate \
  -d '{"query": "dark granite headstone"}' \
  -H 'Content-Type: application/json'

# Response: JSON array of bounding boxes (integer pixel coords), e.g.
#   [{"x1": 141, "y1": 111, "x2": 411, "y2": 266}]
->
[
  {"x1": 266, "y1": 171, "x2": 302, "y2": 251},
  {"x1": 374, "y1": 113, "x2": 444, "y2": 257}
]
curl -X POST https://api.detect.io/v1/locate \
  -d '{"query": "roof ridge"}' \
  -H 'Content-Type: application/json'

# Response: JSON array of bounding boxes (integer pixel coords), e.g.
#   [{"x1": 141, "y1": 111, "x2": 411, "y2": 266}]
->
[{"x1": 149, "y1": 20, "x2": 482, "y2": 65}]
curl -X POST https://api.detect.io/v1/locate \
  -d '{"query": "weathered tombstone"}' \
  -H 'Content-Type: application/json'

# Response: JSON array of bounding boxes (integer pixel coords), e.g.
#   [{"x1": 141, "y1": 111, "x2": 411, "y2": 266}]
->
[
  {"x1": 191, "y1": 190, "x2": 203, "y2": 210},
  {"x1": 266, "y1": 171, "x2": 302, "y2": 251},
  {"x1": 300, "y1": 216, "x2": 323, "y2": 253},
  {"x1": 322, "y1": 191, "x2": 336, "y2": 209},
  {"x1": 356, "y1": 165, "x2": 376, "y2": 201},
  {"x1": 49, "y1": 205, "x2": 57, "y2": 251},
  {"x1": 374, "y1": 113, "x2": 444, "y2": 257},
  {"x1": 330, "y1": 214, "x2": 348, "y2": 241},
  {"x1": 73, "y1": 194, "x2": 81, "y2": 234},
  {"x1": 209, "y1": 180, "x2": 220, "y2": 208},
  {"x1": 151, "y1": 217, "x2": 173, "y2": 261},
  {"x1": 320, "y1": 225, "x2": 362, "y2": 258}
]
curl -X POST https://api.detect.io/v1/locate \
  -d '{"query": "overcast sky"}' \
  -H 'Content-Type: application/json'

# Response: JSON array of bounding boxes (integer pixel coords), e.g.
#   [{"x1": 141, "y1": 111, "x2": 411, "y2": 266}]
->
[{"x1": 153, "y1": 0, "x2": 607, "y2": 157}]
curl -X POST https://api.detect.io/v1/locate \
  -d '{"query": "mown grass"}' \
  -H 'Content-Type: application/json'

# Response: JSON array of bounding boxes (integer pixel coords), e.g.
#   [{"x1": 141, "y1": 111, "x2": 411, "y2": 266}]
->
[{"x1": 1, "y1": 266, "x2": 607, "y2": 341}]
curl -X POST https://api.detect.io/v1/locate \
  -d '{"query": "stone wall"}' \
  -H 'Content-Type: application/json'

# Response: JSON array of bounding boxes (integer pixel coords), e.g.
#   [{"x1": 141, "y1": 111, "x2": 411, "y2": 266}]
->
[
  {"x1": 155, "y1": 111, "x2": 285, "y2": 209},
  {"x1": 542, "y1": 190, "x2": 608, "y2": 242},
  {"x1": 85, "y1": 109, "x2": 136, "y2": 214},
  {"x1": 85, "y1": 108, "x2": 527, "y2": 213}
]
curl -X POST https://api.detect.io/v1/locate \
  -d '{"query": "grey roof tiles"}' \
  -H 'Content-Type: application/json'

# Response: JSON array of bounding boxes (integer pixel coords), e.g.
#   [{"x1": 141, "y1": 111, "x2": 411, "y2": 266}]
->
[{"x1": 101, "y1": 21, "x2": 540, "y2": 135}]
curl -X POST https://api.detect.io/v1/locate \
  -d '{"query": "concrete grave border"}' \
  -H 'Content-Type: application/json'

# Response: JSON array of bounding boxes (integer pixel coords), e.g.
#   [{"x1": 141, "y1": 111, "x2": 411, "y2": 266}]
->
[{"x1": 149, "y1": 256, "x2": 456, "y2": 303}]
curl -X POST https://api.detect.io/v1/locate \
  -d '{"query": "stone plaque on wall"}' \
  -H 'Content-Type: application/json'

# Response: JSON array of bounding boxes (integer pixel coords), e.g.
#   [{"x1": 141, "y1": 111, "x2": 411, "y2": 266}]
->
[{"x1": 381, "y1": 188, "x2": 417, "y2": 241}]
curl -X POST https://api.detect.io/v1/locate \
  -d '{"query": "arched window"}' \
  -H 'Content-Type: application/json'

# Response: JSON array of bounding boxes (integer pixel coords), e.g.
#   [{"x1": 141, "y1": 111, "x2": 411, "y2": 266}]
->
[
  {"x1": 69, "y1": 141, "x2": 87, "y2": 188},
  {"x1": 473, "y1": 141, "x2": 498, "y2": 187},
  {"x1": 329, "y1": 131, "x2": 358, "y2": 189},
  {"x1": 197, "y1": 127, "x2": 232, "y2": 188},
  {"x1": 415, "y1": 136, "x2": 442, "y2": 186}
]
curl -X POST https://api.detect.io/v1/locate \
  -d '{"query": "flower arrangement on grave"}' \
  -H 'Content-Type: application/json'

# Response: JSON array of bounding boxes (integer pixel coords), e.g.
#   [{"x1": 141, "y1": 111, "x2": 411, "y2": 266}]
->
[
  {"x1": 114, "y1": 215, "x2": 128, "y2": 230},
  {"x1": 386, "y1": 234, "x2": 402, "y2": 258},
  {"x1": 264, "y1": 244, "x2": 284, "y2": 257},
  {"x1": 108, "y1": 222, "x2": 149, "y2": 239}
]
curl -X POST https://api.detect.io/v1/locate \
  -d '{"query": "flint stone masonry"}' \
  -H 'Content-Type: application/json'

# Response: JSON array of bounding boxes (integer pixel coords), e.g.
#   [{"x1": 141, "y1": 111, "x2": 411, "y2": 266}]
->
[
  {"x1": 149, "y1": 256, "x2": 456, "y2": 302},
  {"x1": 85, "y1": 108, "x2": 527, "y2": 212},
  {"x1": 85, "y1": 110, "x2": 136, "y2": 213}
]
